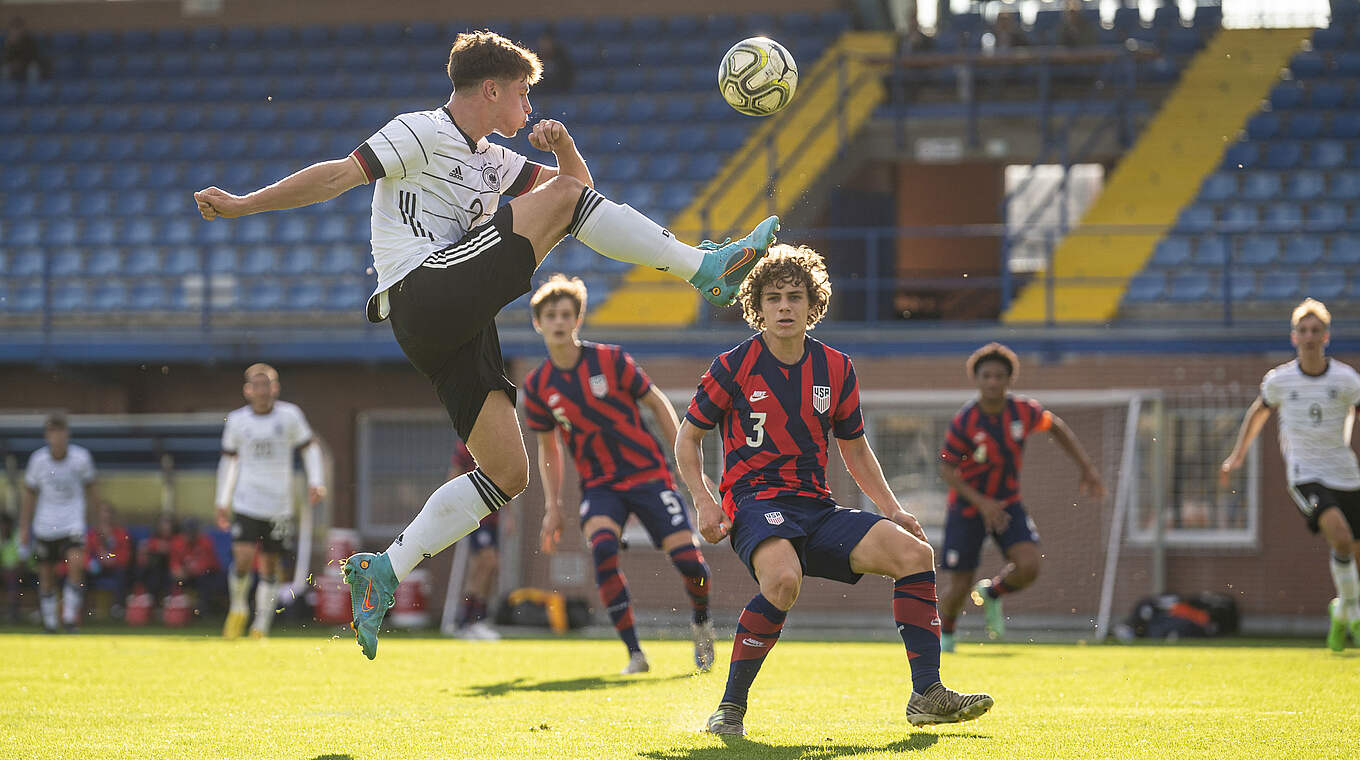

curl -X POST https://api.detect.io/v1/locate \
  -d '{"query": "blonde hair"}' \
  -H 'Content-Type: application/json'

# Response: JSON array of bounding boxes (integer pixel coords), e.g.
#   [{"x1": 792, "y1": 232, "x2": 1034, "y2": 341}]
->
[
  {"x1": 530, "y1": 274, "x2": 588, "y2": 320},
  {"x1": 243, "y1": 363, "x2": 278, "y2": 383},
  {"x1": 966, "y1": 342, "x2": 1019, "y2": 381},
  {"x1": 737, "y1": 244, "x2": 832, "y2": 331},
  {"x1": 1291, "y1": 298, "x2": 1331, "y2": 330}
]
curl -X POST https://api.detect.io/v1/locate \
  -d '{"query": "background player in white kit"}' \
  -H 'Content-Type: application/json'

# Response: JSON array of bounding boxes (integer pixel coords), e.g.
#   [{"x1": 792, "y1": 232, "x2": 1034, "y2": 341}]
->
[
  {"x1": 19, "y1": 414, "x2": 97, "y2": 633},
  {"x1": 1222, "y1": 298, "x2": 1360, "y2": 651},
  {"x1": 216, "y1": 363, "x2": 326, "y2": 639}
]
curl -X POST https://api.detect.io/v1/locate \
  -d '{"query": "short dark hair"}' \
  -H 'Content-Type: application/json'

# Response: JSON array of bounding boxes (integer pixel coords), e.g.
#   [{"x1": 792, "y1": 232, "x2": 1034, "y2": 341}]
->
[
  {"x1": 44, "y1": 413, "x2": 68, "y2": 431},
  {"x1": 966, "y1": 342, "x2": 1019, "y2": 380},
  {"x1": 447, "y1": 30, "x2": 543, "y2": 93}
]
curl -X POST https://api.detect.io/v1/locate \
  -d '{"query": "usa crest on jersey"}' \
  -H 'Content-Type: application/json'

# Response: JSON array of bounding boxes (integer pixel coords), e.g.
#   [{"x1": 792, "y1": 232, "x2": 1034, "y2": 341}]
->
[
  {"x1": 1010, "y1": 420, "x2": 1025, "y2": 441},
  {"x1": 812, "y1": 385, "x2": 831, "y2": 414},
  {"x1": 589, "y1": 374, "x2": 608, "y2": 398},
  {"x1": 765, "y1": 511, "x2": 785, "y2": 526}
]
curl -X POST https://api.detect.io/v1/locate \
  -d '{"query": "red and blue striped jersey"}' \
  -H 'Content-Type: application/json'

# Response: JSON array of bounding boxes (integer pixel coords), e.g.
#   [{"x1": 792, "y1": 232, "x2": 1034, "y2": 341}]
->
[
  {"x1": 685, "y1": 335, "x2": 864, "y2": 518},
  {"x1": 939, "y1": 395, "x2": 1052, "y2": 513},
  {"x1": 522, "y1": 341, "x2": 675, "y2": 491}
]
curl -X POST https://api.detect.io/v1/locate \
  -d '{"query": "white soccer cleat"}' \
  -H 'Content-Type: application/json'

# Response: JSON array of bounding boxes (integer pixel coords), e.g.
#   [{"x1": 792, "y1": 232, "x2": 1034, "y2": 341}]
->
[
  {"x1": 622, "y1": 650, "x2": 650, "y2": 674},
  {"x1": 464, "y1": 621, "x2": 502, "y2": 641}
]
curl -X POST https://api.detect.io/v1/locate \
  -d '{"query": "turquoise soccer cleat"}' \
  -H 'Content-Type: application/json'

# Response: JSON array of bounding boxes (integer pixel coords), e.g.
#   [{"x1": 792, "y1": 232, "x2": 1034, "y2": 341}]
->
[
  {"x1": 971, "y1": 579, "x2": 1006, "y2": 640},
  {"x1": 1327, "y1": 598, "x2": 1347, "y2": 652},
  {"x1": 342, "y1": 552, "x2": 398, "y2": 660},
  {"x1": 689, "y1": 215, "x2": 780, "y2": 307}
]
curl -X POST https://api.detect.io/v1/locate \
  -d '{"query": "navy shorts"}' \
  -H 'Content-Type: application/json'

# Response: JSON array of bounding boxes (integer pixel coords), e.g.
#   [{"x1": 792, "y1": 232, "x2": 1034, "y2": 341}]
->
[
  {"x1": 579, "y1": 481, "x2": 693, "y2": 548},
  {"x1": 469, "y1": 513, "x2": 499, "y2": 552},
  {"x1": 729, "y1": 495, "x2": 884, "y2": 585},
  {"x1": 940, "y1": 501, "x2": 1040, "y2": 573}
]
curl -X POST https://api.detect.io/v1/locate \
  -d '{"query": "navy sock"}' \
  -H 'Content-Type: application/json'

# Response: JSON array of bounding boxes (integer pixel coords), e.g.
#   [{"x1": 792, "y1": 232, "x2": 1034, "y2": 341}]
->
[
  {"x1": 591, "y1": 529, "x2": 640, "y2": 653},
  {"x1": 894, "y1": 571, "x2": 942, "y2": 694},
  {"x1": 721, "y1": 594, "x2": 787, "y2": 707},
  {"x1": 668, "y1": 544, "x2": 711, "y2": 625}
]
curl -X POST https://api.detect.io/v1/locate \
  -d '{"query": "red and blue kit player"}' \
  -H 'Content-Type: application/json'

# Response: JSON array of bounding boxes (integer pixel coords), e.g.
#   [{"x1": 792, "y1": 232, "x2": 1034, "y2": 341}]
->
[
  {"x1": 937, "y1": 343, "x2": 1104, "y2": 650},
  {"x1": 676, "y1": 245, "x2": 992, "y2": 734},
  {"x1": 523, "y1": 275, "x2": 716, "y2": 674}
]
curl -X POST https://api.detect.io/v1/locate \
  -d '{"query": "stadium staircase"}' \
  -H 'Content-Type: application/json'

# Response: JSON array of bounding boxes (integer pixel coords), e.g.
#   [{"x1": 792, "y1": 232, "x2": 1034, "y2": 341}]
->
[
  {"x1": 1002, "y1": 27, "x2": 1310, "y2": 323},
  {"x1": 591, "y1": 31, "x2": 894, "y2": 327},
  {"x1": 1121, "y1": 11, "x2": 1360, "y2": 319}
]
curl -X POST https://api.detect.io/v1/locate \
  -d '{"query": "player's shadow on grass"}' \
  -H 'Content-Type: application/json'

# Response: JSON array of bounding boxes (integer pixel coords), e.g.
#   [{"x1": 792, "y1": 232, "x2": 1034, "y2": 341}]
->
[
  {"x1": 643, "y1": 732, "x2": 990, "y2": 759},
  {"x1": 461, "y1": 672, "x2": 694, "y2": 697}
]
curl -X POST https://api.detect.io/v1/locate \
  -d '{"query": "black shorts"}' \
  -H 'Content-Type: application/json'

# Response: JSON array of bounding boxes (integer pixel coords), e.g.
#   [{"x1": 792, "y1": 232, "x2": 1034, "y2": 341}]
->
[
  {"x1": 388, "y1": 204, "x2": 537, "y2": 441},
  {"x1": 1288, "y1": 482, "x2": 1360, "y2": 535},
  {"x1": 33, "y1": 535, "x2": 82, "y2": 564},
  {"x1": 231, "y1": 513, "x2": 292, "y2": 554}
]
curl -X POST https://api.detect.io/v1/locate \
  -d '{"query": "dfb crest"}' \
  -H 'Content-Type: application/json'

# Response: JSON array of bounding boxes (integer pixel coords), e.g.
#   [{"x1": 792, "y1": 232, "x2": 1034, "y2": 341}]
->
[
  {"x1": 812, "y1": 385, "x2": 831, "y2": 414},
  {"x1": 589, "y1": 374, "x2": 608, "y2": 398}
]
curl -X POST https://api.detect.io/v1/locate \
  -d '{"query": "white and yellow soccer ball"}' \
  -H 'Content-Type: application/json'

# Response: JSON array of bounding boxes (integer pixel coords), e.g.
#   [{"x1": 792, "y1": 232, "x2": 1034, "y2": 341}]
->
[{"x1": 717, "y1": 36, "x2": 798, "y2": 117}]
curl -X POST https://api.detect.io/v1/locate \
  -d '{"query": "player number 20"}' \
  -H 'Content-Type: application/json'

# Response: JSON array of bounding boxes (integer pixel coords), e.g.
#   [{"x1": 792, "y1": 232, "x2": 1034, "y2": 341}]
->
[{"x1": 746, "y1": 412, "x2": 767, "y2": 447}]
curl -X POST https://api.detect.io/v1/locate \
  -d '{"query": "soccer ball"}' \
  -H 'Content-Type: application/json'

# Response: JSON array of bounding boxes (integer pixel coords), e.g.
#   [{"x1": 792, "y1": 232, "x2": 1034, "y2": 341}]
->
[{"x1": 717, "y1": 37, "x2": 798, "y2": 117}]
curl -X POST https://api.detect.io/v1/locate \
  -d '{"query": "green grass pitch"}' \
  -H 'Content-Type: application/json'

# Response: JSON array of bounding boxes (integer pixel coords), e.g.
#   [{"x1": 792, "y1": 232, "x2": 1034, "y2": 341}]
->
[{"x1": 2, "y1": 631, "x2": 1355, "y2": 759}]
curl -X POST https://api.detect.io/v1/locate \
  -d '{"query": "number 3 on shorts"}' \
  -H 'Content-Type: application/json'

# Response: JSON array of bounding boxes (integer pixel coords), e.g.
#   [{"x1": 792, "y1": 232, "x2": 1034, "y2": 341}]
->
[{"x1": 746, "y1": 412, "x2": 767, "y2": 447}]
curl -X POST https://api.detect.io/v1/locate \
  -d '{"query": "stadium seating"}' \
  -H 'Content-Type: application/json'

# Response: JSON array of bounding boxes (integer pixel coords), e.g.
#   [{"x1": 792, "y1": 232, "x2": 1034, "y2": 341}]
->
[
  {"x1": 0, "y1": 12, "x2": 851, "y2": 323},
  {"x1": 1122, "y1": 19, "x2": 1360, "y2": 316}
]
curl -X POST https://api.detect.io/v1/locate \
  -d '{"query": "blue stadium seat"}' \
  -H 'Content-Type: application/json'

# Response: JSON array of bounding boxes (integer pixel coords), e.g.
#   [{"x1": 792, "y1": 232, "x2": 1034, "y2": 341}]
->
[
  {"x1": 126, "y1": 249, "x2": 161, "y2": 277},
  {"x1": 1307, "y1": 140, "x2": 1348, "y2": 169},
  {"x1": 1228, "y1": 270, "x2": 1258, "y2": 302},
  {"x1": 82, "y1": 218, "x2": 119, "y2": 248},
  {"x1": 1199, "y1": 172, "x2": 1236, "y2": 201},
  {"x1": 1329, "y1": 112, "x2": 1360, "y2": 139},
  {"x1": 1237, "y1": 236, "x2": 1279, "y2": 266},
  {"x1": 130, "y1": 281, "x2": 169, "y2": 311},
  {"x1": 88, "y1": 249, "x2": 123, "y2": 277},
  {"x1": 1263, "y1": 202, "x2": 1303, "y2": 227},
  {"x1": 1167, "y1": 270, "x2": 1213, "y2": 302},
  {"x1": 1303, "y1": 269, "x2": 1346, "y2": 300},
  {"x1": 246, "y1": 280, "x2": 285, "y2": 311},
  {"x1": 208, "y1": 246, "x2": 239, "y2": 274},
  {"x1": 50, "y1": 252, "x2": 83, "y2": 278},
  {"x1": 1220, "y1": 203, "x2": 1258, "y2": 227},
  {"x1": 1306, "y1": 202, "x2": 1347, "y2": 227},
  {"x1": 1192, "y1": 236, "x2": 1229, "y2": 267},
  {"x1": 239, "y1": 248, "x2": 278, "y2": 276},
  {"x1": 90, "y1": 280, "x2": 129, "y2": 312},
  {"x1": 277, "y1": 216, "x2": 315, "y2": 244},
  {"x1": 1312, "y1": 82, "x2": 1347, "y2": 109},
  {"x1": 319, "y1": 246, "x2": 364, "y2": 273},
  {"x1": 50, "y1": 280, "x2": 89, "y2": 313},
  {"x1": 1263, "y1": 141, "x2": 1303, "y2": 169},
  {"x1": 280, "y1": 246, "x2": 319, "y2": 276},
  {"x1": 45, "y1": 221, "x2": 79, "y2": 247},
  {"x1": 1176, "y1": 204, "x2": 1216, "y2": 233},
  {"x1": 1291, "y1": 52, "x2": 1328, "y2": 79},
  {"x1": 1270, "y1": 82, "x2": 1306, "y2": 110},
  {"x1": 236, "y1": 216, "x2": 274, "y2": 245},
  {"x1": 10, "y1": 249, "x2": 45, "y2": 277},
  {"x1": 1150, "y1": 237, "x2": 1191, "y2": 268},
  {"x1": 286, "y1": 281, "x2": 325, "y2": 311},
  {"x1": 1285, "y1": 112, "x2": 1324, "y2": 139},
  {"x1": 1124, "y1": 271, "x2": 1165, "y2": 303},
  {"x1": 1285, "y1": 170, "x2": 1326, "y2": 200},
  {"x1": 164, "y1": 218, "x2": 196, "y2": 246},
  {"x1": 1336, "y1": 52, "x2": 1360, "y2": 78},
  {"x1": 163, "y1": 249, "x2": 200, "y2": 276},
  {"x1": 1259, "y1": 269, "x2": 1302, "y2": 300},
  {"x1": 1313, "y1": 26, "x2": 1347, "y2": 50}
]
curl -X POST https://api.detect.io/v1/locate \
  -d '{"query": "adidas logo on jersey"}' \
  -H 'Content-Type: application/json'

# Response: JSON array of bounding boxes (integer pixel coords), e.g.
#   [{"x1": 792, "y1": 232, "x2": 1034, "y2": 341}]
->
[{"x1": 449, "y1": 166, "x2": 464, "y2": 180}]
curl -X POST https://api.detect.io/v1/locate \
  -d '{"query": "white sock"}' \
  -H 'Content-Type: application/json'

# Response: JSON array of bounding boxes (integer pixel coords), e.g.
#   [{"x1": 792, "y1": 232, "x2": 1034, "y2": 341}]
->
[
  {"x1": 385, "y1": 469, "x2": 509, "y2": 582},
  {"x1": 1330, "y1": 552, "x2": 1360, "y2": 619},
  {"x1": 568, "y1": 188, "x2": 705, "y2": 280},
  {"x1": 62, "y1": 583, "x2": 83, "y2": 626},
  {"x1": 228, "y1": 572, "x2": 250, "y2": 614},
  {"x1": 252, "y1": 578, "x2": 276, "y2": 633},
  {"x1": 40, "y1": 592, "x2": 58, "y2": 630}
]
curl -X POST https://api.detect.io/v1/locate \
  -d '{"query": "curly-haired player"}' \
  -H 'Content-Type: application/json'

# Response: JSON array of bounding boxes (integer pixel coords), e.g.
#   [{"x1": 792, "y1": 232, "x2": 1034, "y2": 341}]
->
[{"x1": 676, "y1": 245, "x2": 992, "y2": 733}]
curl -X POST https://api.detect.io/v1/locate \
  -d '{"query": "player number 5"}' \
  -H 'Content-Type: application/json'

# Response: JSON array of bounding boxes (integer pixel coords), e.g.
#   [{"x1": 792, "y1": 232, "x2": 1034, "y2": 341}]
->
[{"x1": 746, "y1": 412, "x2": 767, "y2": 447}]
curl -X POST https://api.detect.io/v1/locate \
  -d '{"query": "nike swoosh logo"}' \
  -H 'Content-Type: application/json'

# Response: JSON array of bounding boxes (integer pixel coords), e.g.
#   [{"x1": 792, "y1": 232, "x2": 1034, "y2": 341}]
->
[
  {"x1": 721, "y1": 247, "x2": 757, "y2": 279},
  {"x1": 362, "y1": 580, "x2": 375, "y2": 612}
]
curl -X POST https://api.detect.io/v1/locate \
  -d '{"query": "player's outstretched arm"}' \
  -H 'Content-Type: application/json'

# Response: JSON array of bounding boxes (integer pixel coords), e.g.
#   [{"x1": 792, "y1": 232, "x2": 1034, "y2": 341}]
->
[
  {"x1": 838, "y1": 435, "x2": 926, "y2": 542},
  {"x1": 537, "y1": 431, "x2": 567, "y2": 553},
  {"x1": 527, "y1": 119, "x2": 592, "y2": 189},
  {"x1": 1046, "y1": 414, "x2": 1106, "y2": 500},
  {"x1": 194, "y1": 156, "x2": 368, "y2": 220},
  {"x1": 675, "y1": 420, "x2": 728, "y2": 543},
  {"x1": 1220, "y1": 396, "x2": 1272, "y2": 486}
]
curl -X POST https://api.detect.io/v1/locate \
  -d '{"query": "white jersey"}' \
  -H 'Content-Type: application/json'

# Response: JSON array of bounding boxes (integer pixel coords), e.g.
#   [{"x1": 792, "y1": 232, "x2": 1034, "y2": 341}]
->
[
  {"x1": 24, "y1": 444, "x2": 95, "y2": 541},
  {"x1": 221, "y1": 401, "x2": 315, "y2": 520},
  {"x1": 350, "y1": 106, "x2": 543, "y2": 322},
  {"x1": 1261, "y1": 358, "x2": 1360, "y2": 489}
]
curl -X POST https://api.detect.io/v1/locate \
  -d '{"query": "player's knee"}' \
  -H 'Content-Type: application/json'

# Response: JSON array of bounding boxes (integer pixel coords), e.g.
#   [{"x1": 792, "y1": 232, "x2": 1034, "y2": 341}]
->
[
  {"x1": 1012, "y1": 559, "x2": 1040, "y2": 586},
  {"x1": 759, "y1": 568, "x2": 801, "y2": 610},
  {"x1": 480, "y1": 460, "x2": 528, "y2": 500},
  {"x1": 893, "y1": 534, "x2": 933, "y2": 577}
]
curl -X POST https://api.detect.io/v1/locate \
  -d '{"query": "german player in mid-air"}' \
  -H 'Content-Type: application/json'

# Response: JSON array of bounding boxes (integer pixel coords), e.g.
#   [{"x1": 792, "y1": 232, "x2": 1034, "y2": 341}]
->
[
  {"x1": 194, "y1": 31, "x2": 776, "y2": 659},
  {"x1": 936, "y1": 343, "x2": 1104, "y2": 650},
  {"x1": 216, "y1": 363, "x2": 326, "y2": 639},
  {"x1": 675, "y1": 245, "x2": 992, "y2": 733},
  {"x1": 19, "y1": 414, "x2": 97, "y2": 633},
  {"x1": 525, "y1": 275, "x2": 715, "y2": 673},
  {"x1": 1222, "y1": 298, "x2": 1360, "y2": 651}
]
